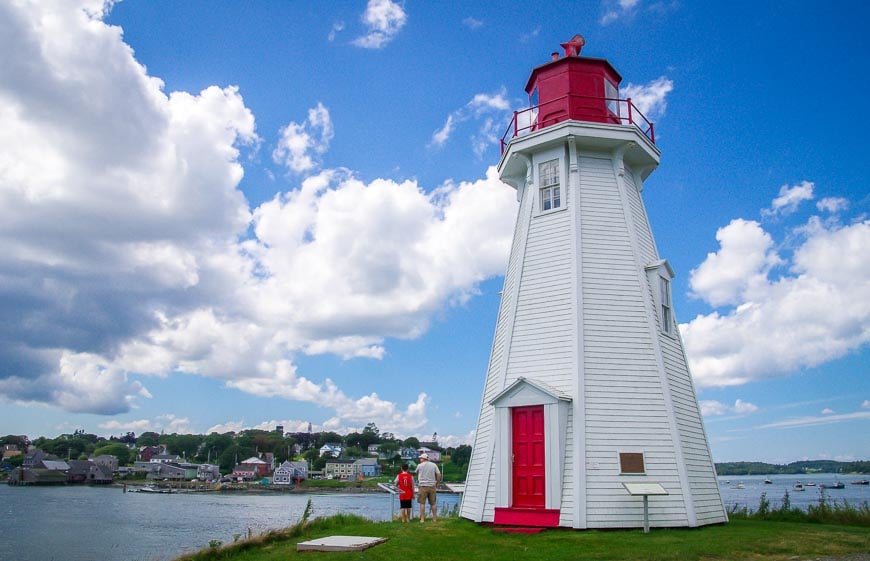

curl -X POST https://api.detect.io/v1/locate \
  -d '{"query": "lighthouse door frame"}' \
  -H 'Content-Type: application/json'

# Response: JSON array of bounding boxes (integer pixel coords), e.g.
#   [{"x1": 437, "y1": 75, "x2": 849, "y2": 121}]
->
[{"x1": 490, "y1": 378, "x2": 570, "y2": 514}]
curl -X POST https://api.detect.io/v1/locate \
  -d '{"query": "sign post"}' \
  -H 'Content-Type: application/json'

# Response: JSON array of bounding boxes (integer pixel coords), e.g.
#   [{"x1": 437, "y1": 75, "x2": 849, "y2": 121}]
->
[
  {"x1": 622, "y1": 482, "x2": 669, "y2": 533},
  {"x1": 377, "y1": 482, "x2": 401, "y2": 520}
]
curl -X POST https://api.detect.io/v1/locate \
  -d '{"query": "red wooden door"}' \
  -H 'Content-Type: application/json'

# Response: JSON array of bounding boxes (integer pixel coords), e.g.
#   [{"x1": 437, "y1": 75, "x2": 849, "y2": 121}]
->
[{"x1": 512, "y1": 405, "x2": 545, "y2": 508}]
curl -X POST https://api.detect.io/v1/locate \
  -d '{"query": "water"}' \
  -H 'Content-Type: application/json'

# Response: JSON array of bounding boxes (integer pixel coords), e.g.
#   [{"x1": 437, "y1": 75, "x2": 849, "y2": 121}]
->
[
  {"x1": 718, "y1": 474, "x2": 870, "y2": 512},
  {"x1": 0, "y1": 485, "x2": 460, "y2": 561},
  {"x1": 2, "y1": 477, "x2": 867, "y2": 561}
]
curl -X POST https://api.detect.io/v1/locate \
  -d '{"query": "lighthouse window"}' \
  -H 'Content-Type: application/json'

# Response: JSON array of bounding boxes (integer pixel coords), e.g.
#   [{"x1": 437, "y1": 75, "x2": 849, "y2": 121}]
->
[
  {"x1": 539, "y1": 159, "x2": 560, "y2": 211},
  {"x1": 605, "y1": 79, "x2": 619, "y2": 117},
  {"x1": 660, "y1": 277, "x2": 673, "y2": 335}
]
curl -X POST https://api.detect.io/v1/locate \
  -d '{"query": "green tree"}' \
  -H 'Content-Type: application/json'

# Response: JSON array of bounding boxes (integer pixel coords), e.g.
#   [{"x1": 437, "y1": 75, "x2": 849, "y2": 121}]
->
[
  {"x1": 137, "y1": 432, "x2": 160, "y2": 447},
  {"x1": 402, "y1": 437, "x2": 420, "y2": 449},
  {"x1": 450, "y1": 444, "x2": 472, "y2": 467},
  {"x1": 94, "y1": 442, "x2": 131, "y2": 465}
]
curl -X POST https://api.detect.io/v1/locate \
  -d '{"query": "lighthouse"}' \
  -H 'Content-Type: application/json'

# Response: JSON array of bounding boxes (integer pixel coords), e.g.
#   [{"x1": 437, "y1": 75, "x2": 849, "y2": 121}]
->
[{"x1": 460, "y1": 36, "x2": 727, "y2": 529}]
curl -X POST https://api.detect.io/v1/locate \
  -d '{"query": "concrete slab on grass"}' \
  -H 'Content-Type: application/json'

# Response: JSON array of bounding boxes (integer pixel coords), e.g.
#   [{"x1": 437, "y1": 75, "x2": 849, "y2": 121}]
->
[{"x1": 296, "y1": 535, "x2": 388, "y2": 552}]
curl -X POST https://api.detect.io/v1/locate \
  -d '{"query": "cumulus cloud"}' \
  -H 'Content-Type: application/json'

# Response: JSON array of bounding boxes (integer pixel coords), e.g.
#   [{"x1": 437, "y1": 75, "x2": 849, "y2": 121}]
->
[
  {"x1": 762, "y1": 181, "x2": 815, "y2": 218},
  {"x1": 272, "y1": 102, "x2": 334, "y2": 174},
  {"x1": 430, "y1": 89, "x2": 511, "y2": 155},
  {"x1": 352, "y1": 0, "x2": 407, "y2": 49},
  {"x1": 620, "y1": 76, "x2": 674, "y2": 123},
  {"x1": 862, "y1": 400, "x2": 870, "y2": 409},
  {"x1": 682, "y1": 186, "x2": 870, "y2": 388},
  {"x1": 0, "y1": 2, "x2": 518, "y2": 433}
]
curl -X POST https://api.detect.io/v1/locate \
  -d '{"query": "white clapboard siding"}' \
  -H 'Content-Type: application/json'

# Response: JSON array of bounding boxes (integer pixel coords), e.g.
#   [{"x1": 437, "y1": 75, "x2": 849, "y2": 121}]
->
[{"x1": 463, "y1": 118, "x2": 726, "y2": 528}]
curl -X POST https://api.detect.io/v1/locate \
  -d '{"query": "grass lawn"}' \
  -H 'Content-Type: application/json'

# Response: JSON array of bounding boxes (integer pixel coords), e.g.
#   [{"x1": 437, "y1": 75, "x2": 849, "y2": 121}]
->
[{"x1": 177, "y1": 516, "x2": 870, "y2": 561}]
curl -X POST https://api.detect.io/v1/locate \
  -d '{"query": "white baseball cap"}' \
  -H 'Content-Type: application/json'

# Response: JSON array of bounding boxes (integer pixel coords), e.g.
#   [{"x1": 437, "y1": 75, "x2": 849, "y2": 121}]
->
[{"x1": 419, "y1": 453, "x2": 429, "y2": 460}]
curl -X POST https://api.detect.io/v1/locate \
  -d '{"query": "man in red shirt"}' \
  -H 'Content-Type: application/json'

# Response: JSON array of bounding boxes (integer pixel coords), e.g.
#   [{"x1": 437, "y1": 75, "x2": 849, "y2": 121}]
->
[{"x1": 394, "y1": 463, "x2": 414, "y2": 522}]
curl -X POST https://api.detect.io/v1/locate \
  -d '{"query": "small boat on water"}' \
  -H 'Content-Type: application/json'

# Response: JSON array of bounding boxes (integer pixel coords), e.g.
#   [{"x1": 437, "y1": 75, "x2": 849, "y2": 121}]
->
[
  {"x1": 137, "y1": 485, "x2": 173, "y2": 494},
  {"x1": 821, "y1": 481, "x2": 845, "y2": 490},
  {"x1": 805, "y1": 482, "x2": 817, "y2": 487},
  {"x1": 851, "y1": 479, "x2": 869, "y2": 485},
  {"x1": 735, "y1": 482, "x2": 745, "y2": 489},
  {"x1": 763, "y1": 479, "x2": 772, "y2": 484},
  {"x1": 794, "y1": 482, "x2": 805, "y2": 491}
]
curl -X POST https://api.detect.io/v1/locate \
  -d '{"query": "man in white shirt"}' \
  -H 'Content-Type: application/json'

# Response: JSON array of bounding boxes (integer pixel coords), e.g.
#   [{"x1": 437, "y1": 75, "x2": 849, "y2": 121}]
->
[{"x1": 415, "y1": 453, "x2": 442, "y2": 522}]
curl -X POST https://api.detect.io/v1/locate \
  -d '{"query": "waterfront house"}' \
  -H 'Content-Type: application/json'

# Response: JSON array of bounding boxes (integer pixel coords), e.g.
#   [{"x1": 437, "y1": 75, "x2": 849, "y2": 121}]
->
[
  {"x1": 149, "y1": 462, "x2": 198, "y2": 481},
  {"x1": 367, "y1": 444, "x2": 380, "y2": 456},
  {"x1": 353, "y1": 458, "x2": 381, "y2": 477},
  {"x1": 40, "y1": 460, "x2": 71, "y2": 472},
  {"x1": 197, "y1": 463, "x2": 220, "y2": 481},
  {"x1": 319, "y1": 444, "x2": 342, "y2": 458},
  {"x1": 232, "y1": 464, "x2": 257, "y2": 481},
  {"x1": 9, "y1": 467, "x2": 68, "y2": 486},
  {"x1": 67, "y1": 460, "x2": 113, "y2": 484},
  {"x1": 239, "y1": 456, "x2": 271, "y2": 478},
  {"x1": 273, "y1": 460, "x2": 308, "y2": 484},
  {"x1": 324, "y1": 458, "x2": 358, "y2": 480},
  {"x1": 22, "y1": 448, "x2": 49, "y2": 468},
  {"x1": 92, "y1": 454, "x2": 119, "y2": 473}
]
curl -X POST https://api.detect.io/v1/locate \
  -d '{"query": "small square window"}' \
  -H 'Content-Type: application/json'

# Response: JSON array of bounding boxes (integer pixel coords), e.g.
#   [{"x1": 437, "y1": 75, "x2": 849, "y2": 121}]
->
[{"x1": 619, "y1": 452, "x2": 645, "y2": 474}]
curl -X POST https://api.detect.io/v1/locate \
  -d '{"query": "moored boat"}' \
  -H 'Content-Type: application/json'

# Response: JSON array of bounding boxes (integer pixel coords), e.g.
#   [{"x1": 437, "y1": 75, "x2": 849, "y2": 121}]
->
[
  {"x1": 821, "y1": 481, "x2": 845, "y2": 490},
  {"x1": 794, "y1": 481, "x2": 805, "y2": 491},
  {"x1": 851, "y1": 479, "x2": 869, "y2": 485}
]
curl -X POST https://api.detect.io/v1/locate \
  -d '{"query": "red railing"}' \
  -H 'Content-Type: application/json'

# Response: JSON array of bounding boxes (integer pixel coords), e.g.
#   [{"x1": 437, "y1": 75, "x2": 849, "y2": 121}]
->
[{"x1": 500, "y1": 94, "x2": 655, "y2": 153}]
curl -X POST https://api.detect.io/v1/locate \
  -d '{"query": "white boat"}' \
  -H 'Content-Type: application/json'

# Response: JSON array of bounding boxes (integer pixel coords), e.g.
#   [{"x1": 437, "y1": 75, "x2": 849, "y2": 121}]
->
[
  {"x1": 794, "y1": 482, "x2": 805, "y2": 491},
  {"x1": 735, "y1": 482, "x2": 745, "y2": 489},
  {"x1": 137, "y1": 485, "x2": 173, "y2": 494}
]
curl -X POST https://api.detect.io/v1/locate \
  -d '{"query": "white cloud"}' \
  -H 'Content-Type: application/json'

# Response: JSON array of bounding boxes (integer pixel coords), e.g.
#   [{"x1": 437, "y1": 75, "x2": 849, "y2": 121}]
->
[
  {"x1": 762, "y1": 181, "x2": 815, "y2": 218},
  {"x1": 817, "y1": 197, "x2": 849, "y2": 213},
  {"x1": 689, "y1": 219, "x2": 782, "y2": 307},
  {"x1": 821, "y1": 408, "x2": 834, "y2": 415},
  {"x1": 429, "y1": 89, "x2": 511, "y2": 153},
  {"x1": 0, "y1": 2, "x2": 518, "y2": 433},
  {"x1": 97, "y1": 414, "x2": 191, "y2": 435},
  {"x1": 732, "y1": 399, "x2": 759, "y2": 414},
  {"x1": 700, "y1": 400, "x2": 728, "y2": 416},
  {"x1": 463, "y1": 17, "x2": 483, "y2": 30},
  {"x1": 352, "y1": 0, "x2": 407, "y2": 49},
  {"x1": 700, "y1": 399, "x2": 758, "y2": 416},
  {"x1": 862, "y1": 400, "x2": 870, "y2": 409},
  {"x1": 682, "y1": 205, "x2": 870, "y2": 388},
  {"x1": 272, "y1": 102, "x2": 334, "y2": 174},
  {"x1": 758, "y1": 411, "x2": 870, "y2": 430},
  {"x1": 600, "y1": 0, "x2": 641, "y2": 25},
  {"x1": 620, "y1": 76, "x2": 674, "y2": 123},
  {"x1": 327, "y1": 21, "x2": 345, "y2": 42}
]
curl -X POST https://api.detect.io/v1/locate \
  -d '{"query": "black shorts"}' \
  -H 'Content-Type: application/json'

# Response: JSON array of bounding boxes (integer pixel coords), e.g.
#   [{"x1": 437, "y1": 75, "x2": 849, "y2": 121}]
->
[{"x1": 400, "y1": 499, "x2": 412, "y2": 509}]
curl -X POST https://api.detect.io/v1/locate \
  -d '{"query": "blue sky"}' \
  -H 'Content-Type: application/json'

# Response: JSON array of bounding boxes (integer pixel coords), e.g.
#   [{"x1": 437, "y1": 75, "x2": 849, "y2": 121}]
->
[{"x1": 0, "y1": 1, "x2": 867, "y2": 464}]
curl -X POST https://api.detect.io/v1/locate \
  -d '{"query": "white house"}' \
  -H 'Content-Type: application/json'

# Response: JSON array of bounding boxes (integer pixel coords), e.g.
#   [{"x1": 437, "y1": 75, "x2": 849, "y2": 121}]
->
[
  {"x1": 319, "y1": 444, "x2": 342, "y2": 458},
  {"x1": 460, "y1": 36, "x2": 727, "y2": 530}
]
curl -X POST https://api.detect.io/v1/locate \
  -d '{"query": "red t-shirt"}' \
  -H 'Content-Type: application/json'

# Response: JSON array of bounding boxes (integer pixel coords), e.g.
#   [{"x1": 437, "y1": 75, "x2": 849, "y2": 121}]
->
[{"x1": 395, "y1": 471, "x2": 414, "y2": 501}]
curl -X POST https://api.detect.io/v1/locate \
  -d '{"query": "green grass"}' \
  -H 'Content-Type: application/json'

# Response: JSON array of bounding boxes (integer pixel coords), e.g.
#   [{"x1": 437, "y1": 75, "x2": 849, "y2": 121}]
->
[
  {"x1": 728, "y1": 489, "x2": 870, "y2": 527},
  {"x1": 174, "y1": 515, "x2": 870, "y2": 561}
]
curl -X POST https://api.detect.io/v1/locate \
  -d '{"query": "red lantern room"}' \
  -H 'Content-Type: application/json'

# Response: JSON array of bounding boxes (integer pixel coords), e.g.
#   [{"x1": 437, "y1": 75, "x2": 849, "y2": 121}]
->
[{"x1": 525, "y1": 34, "x2": 622, "y2": 129}]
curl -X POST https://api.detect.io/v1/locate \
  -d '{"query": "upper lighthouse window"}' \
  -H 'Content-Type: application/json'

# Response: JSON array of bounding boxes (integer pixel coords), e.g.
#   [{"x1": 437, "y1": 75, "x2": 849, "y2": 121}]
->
[
  {"x1": 539, "y1": 159, "x2": 561, "y2": 211},
  {"x1": 605, "y1": 79, "x2": 619, "y2": 118}
]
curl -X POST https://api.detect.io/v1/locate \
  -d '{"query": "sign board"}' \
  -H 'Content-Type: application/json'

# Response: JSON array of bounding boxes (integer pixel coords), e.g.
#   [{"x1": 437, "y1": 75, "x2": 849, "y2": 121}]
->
[
  {"x1": 622, "y1": 482, "x2": 668, "y2": 496},
  {"x1": 377, "y1": 482, "x2": 400, "y2": 495}
]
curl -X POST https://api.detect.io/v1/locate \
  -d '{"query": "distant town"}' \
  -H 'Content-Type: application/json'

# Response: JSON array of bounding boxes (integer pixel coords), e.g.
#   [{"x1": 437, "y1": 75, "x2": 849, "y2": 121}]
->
[
  {"x1": 1, "y1": 424, "x2": 472, "y2": 487},
  {"x1": 4, "y1": 426, "x2": 868, "y2": 488}
]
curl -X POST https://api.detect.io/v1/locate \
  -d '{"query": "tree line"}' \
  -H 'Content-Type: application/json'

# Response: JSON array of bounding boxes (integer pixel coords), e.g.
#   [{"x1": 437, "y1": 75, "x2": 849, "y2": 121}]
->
[{"x1": 1, "y1": 423, "x2": 473, "y2": 477}]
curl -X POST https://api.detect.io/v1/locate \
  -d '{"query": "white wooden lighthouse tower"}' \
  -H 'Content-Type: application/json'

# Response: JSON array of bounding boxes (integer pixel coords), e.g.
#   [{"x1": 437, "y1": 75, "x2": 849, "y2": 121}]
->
[{"x1": 460, "y1": 36, "x2": 727, "y2": 530}]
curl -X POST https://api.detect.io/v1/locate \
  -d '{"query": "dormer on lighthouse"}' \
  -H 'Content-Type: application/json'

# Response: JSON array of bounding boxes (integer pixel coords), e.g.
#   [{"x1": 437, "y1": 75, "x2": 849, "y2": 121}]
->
[{"x1": 460, "y1": 36, "x2": 727, "y2": 530}]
